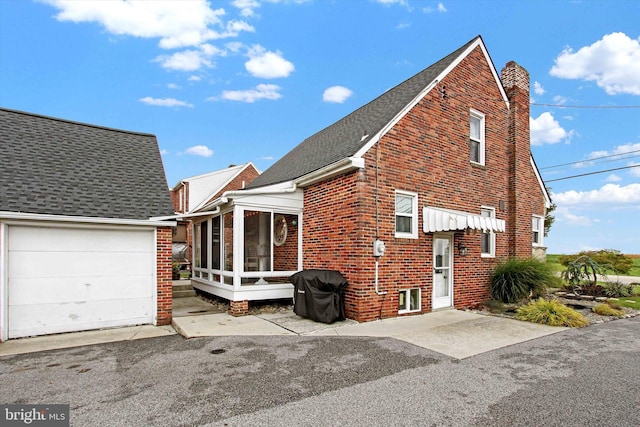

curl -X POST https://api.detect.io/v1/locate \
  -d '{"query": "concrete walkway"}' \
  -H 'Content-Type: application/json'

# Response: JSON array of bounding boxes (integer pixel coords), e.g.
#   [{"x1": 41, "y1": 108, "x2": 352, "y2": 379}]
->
[
  {"x1": 1, "y1": 305, "x2": 566, "y2": 360},
  {"x1": 171, "y1": 308, "x2": 565, "y2": 359}
]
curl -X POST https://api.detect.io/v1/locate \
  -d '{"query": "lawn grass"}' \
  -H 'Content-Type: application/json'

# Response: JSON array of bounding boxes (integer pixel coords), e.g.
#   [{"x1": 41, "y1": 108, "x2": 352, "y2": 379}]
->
[
  {"x1": 546, "y1": 254, "x2": 640, "y2": 277},
  {"x1": 545, "y1": 254, "x2": 566, "y2": 274},
  {"x1": 610, "y1": 297, "x2": 640, "y2": 310},
  {"x1": 627, "y1": 255, "x2": 640, "y2": 276}
]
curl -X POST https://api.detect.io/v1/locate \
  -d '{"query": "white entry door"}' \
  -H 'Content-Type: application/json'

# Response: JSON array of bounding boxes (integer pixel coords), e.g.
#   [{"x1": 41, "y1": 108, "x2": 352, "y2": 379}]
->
[{"x1": 432, "y1": 234, "x2": 453, "y2": 309}]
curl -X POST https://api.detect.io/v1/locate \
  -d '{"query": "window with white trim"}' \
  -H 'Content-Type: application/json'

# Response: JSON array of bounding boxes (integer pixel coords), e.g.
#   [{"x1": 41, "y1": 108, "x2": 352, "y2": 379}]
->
[
  {"x1": 470, "y1": 110, "x2": 485, "y2": 165},
  {"x1": 395, "y1": 190, "x2": 418, "y2": 238},
  {"x1": 532, "y1": 215, "x2": 544, "y2": 246},
  {"x1": 481, "y1": 206, "x2": 495, "y2": 257},
  {"x1": 398, "y1": 288, "x2": 421, "y2": 313}
]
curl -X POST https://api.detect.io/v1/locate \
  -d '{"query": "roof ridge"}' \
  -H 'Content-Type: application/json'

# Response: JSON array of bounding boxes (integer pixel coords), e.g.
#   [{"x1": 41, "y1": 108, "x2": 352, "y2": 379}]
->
[
  {"x1": 247, "y1": 36, "x2": 482, "y2": 189},
  {"x1": 0, "y1": 107, "x2": 156, "y2": 138}
]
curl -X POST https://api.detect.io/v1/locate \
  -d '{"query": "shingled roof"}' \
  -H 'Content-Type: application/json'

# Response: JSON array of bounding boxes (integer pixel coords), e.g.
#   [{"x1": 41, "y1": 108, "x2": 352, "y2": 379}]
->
[
  {"x1": 247, "y1": 36, "x2": 480, "y2": 189},
  {"x1": 0, "y1": 108, "x2": 175, "y2": 220}
]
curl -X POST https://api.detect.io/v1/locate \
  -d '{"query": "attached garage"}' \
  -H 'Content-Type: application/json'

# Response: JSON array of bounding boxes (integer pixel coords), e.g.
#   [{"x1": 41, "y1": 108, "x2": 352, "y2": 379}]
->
[{"x1": 6, "y1": 225, "x2": 156, "y2": 339}]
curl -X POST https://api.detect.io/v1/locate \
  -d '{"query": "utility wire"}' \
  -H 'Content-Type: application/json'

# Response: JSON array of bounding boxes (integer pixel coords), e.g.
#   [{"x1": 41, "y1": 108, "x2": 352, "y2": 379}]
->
[
  {"x1": 531, "y1": 103, "x2": 640, "y2": 109},
  {"x1": 540, "y1": 149, "x2": 640, "y2": 170},
  {"x1": 545, "y1": 164, "x2": 640, "y2": 182},
  {"x1": 439, "y1": 89, "x2": 640, "y2": 109}
]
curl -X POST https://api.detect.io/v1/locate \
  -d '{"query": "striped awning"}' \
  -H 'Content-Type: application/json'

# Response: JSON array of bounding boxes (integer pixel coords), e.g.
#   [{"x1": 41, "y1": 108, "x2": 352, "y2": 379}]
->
[{"x1": 423, "y1": 207, "x2": 506, "y2": 233}]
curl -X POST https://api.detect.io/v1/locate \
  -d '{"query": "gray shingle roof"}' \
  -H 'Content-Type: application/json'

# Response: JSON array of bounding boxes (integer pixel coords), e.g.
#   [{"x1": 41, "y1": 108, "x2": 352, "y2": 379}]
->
[
  {"x1": 0, "y1": 108, "x2": 175, "y2": 220},
  {"x1": 247, "y1": 36, "x2": 480, "y2": 189}
]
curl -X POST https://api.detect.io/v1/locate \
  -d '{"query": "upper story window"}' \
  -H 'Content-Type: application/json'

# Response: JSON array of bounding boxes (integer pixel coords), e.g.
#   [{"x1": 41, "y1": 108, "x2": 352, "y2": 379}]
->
[
  {"x1": 395, "y1": 190, "x2": 418, "y2": 239},
  {"x1": 470, "y1": 109, "x2": 485, "y2": 165},
  {"x1": 532, "y1": 215, "x2": 544, "y2": 246},
  {"x1": 481, "y1": 206, "x2": 495, "y2": 257}
]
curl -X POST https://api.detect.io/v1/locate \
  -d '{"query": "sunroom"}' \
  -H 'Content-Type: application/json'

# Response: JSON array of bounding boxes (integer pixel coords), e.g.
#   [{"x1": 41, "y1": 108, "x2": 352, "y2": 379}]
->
[{"x1": 189, "y1": 188, "x2": 303, "y2": 304}]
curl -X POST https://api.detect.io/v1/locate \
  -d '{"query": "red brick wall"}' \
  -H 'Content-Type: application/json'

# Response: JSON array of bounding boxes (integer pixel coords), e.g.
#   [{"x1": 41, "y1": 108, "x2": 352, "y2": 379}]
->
[
  {"x1": 303, "y1": 47, "x2": 544, "y2": 322},
  {"x1": 210, "y1": 165, "x2": 261, "y2": 202},
  {"x1": 501, "y1": 61, "x2": 546, "y2": 257},
  {"x1": 156, "y1": 226, "x2": 173, "y2": 325},
  {"x1": 170, "y1": 184, "x2": 186, "y2": 213},
  {"x1": 273, "y1": 213, "x2": 299, "y2": 271}
]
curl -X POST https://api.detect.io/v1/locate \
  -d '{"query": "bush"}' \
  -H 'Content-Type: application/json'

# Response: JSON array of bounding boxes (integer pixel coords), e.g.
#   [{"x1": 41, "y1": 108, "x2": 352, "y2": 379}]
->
[
  {"x1": 602, "y1": 281, "x2": 634, "y2": 298},
  {"x1": 593, "y1": 303, "x2": 625, "y2": 317},
  {"x1": 490, "y1": 258, "x2": 555, "y2": 304},
  {"x1": 516, "y1": 298, "x2": 588, "y2": 327},
  {"x1": 559, "y1": 249, "x2": 633, "y2": 274}
]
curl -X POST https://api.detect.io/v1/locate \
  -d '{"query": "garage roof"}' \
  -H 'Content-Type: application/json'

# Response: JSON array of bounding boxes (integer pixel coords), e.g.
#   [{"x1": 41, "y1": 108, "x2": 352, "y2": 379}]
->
[{"x1": 0, "y1": 108, "x2": 175, "y2": 220}]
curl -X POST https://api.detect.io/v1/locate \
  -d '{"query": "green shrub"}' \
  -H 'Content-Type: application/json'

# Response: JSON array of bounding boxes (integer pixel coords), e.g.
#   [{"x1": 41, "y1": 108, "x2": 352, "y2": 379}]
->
[
  {"x1": 559, "y1": 250, "x2": 633, "y2": 274},
  {"x1": 593, "y1": 303, "x2": 625, "y2": 317},
  {"x1": 602, "y1": 281, "x2": 633, "y2": 298},
  {"x1": 515, "y1": 298, "x2": 589, "y2": 327},
  {"x1": 490, "y1": 258, "x2": 555, "y2": 304}
]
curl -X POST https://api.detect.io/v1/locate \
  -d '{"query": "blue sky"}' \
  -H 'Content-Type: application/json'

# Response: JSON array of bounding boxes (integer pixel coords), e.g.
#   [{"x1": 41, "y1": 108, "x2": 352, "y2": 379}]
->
[{"x1": 1, "y1": 0, "x2": 639, "y2": 255}]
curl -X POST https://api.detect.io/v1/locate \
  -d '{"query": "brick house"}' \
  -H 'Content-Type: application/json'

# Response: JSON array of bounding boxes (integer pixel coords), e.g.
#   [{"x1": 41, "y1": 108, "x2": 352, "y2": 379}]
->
[
  {"x1": 0, "y1": 108, "x2": 176, "y2": 341},
  {"x1": 167, "y1": 163, "x2": 260, "y2": 273},
  {"x1": 187, "y1": 36, "x2": 551, "y2": 321}
]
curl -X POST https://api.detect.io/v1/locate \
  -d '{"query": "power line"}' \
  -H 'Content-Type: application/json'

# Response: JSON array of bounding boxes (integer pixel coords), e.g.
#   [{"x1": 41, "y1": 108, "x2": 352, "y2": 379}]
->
[
  {"x1": 531, "y1": 103, "x2": 640, "y2": 109},
  {"x1": 545, "y1": 164, "x2": 640, "y2": 182},
  {"x1": 440, "y1": 90, "x2": 640, "y2": 109},
  {"x1": 540, "y1": 149, "x2": 640, "y2": 170}
]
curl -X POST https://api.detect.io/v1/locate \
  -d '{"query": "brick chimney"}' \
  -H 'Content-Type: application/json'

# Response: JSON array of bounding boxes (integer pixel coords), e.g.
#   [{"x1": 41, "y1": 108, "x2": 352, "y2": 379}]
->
[{"x1": 501, "y1": 61, "x2": 532, "y2": 257}]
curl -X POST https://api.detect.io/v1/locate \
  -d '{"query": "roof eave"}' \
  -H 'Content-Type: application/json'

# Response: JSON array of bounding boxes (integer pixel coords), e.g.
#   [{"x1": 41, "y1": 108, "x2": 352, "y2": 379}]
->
[
  {"x1": 294, "y1": 157, "x2": 365, "y2": 187},
  {"x1": 0, "y1": 211, "x2": 176, "y2": 227}
]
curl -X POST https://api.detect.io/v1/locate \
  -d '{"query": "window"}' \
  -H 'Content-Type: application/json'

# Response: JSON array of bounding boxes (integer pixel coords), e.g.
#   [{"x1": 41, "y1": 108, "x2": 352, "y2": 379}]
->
[
  {"x1": 532, "y1": 215, "x2": 544, "y2": 246},
  {"x1": 398, "y1": 288, "x2": 421, "y2": 313},
  {"x1": 395, "y1": 191, "x2": 418, "y2": 238},
  {"x1": 470, "y1": 110, "x2": 485, "y2": 165},
  {"x1": 481, "y1": 206, "x2": 495, "y2": 257}
]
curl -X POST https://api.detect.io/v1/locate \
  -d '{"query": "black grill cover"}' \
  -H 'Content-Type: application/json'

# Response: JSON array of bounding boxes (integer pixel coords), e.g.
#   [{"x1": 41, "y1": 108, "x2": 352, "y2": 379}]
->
[{"x1": 290, "y1": 269, "x2": 349, "y2": 324}]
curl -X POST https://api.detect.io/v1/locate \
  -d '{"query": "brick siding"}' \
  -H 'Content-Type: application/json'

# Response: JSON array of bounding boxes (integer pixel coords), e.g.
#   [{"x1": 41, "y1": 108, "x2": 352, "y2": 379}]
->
[
  {"x1": 303, "y1": 47, "x2": 545, "y2": 322},
  {"x1": 156, "y1": 226, "x2": 173, "y2": 325}
]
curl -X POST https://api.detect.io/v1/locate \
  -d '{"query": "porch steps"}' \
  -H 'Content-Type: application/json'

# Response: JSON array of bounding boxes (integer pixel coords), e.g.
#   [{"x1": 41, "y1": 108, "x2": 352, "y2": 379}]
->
[{"x1": 172, "y1": 280, "x2": 196, "y2": 298}]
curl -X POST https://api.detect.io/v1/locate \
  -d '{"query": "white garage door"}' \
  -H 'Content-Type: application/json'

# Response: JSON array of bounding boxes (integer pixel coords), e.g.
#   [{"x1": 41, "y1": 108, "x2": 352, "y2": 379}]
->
[{"x1": 7, "y1": 225, "x2": 156, "y2": 338}]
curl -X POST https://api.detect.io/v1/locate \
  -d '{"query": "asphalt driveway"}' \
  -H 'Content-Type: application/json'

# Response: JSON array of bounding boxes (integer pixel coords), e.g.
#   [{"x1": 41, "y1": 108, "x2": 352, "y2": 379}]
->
[{"x1": 1, "y1": 316, "x2": 638, "y2": 426}]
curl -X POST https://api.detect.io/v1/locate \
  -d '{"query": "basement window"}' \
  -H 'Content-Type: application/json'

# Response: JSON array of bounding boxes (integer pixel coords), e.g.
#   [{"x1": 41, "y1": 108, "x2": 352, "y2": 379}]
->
[{"x1": 398, "y1": 288, "x2": 421, "y2": 313}]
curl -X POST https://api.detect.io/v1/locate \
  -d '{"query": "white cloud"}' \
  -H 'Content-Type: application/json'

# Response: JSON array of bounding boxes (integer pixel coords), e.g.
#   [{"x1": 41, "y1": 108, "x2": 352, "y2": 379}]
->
[
  {"x1": 550, "y1": 32, "x2": 640, "y2": 95},
  {"x1": 160, "y1": 148, "x2": 168, "y2": 156},
  {"x1": 533, "y1": 81, "x2": 545, "y2": 95},
  {"x1": 44, "y1": 0, "x2": 252, "y2": 49},
  {"x1": 587, "y1": 143, "x2": 640, "y2": 176},
  {"x1": 167, "y1": 83, "x2": 180, "y2": 90},
  {"x1": 423, "y1": 2, "x2": 447, "y2": 13},
  {"x1": 139, "y1": 97, "x2": 193, "y2": 108},
  {"x1": 233, "y1": 0, "x2": 260, "y2": 17},
  {"x1": 188, "y1": 75, "x2": 202, "y2": 82},
  {"x1": 552, "y1": 95, "x2": 568, "y2": 105},
  {"x1": 185, "y1": 145, "x2": 214, "y2": 157},
  {"x1": 555, "y1": 207, "x2": 593, "y2": 226},
  {"x1": 552, "y1": 183, "x2": 640, "y2": 206},
  {"x1": 530, "y1": 112, "x2": 572, "y2": 145},
  {"x1": 605, "y1": 174, "x2": 622, "y2": 182},
  {"x1": 156, "y1": 49, "x2": 212, "y2": 71},
  {"x1": 245, "y1": 45, "x2": 295, "y2": 78},
  {"x1": 214, "y1": 83, "x2": 283, "y2": 103},
  {"x1": 396, "y1": 23, "x2": 411, "y2": 30},
  {"x1": 323, "y1": 86, "x2": 353, "y2": 103},
  {"x1": 375, "y1": 0, "x2": 409, "y2": 5}
]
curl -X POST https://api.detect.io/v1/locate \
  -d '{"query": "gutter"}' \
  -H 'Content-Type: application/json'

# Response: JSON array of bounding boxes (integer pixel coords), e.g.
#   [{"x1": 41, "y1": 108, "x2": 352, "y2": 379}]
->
[{"x1": 0, "y1": 211, "x2": 176, "y2": 227}]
